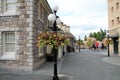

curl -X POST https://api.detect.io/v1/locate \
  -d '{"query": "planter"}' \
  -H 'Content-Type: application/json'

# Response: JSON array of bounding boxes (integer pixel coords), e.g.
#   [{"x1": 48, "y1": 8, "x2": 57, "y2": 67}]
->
[{"x1": 46, "y1": 54, "x2": 54, "y2": 62}]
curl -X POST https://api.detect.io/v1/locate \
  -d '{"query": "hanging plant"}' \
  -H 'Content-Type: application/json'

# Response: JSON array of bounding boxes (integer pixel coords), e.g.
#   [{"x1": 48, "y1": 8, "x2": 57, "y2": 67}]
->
[
  {"x1": 106, "y1": 39, "x2": 113, "y2": 44},
  {"x1": 36, "y1": 32, "x2": 69, "y2": 48}
]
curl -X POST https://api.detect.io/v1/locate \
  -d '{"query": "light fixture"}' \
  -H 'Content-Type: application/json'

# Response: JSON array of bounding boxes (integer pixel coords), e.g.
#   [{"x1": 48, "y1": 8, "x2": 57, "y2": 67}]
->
[
  {"x1": 48, "y1": 14, "x2": 56, "y2": 22},
  {"x1": 52, "y1": 5, "x2": 59, "y2": 12}
]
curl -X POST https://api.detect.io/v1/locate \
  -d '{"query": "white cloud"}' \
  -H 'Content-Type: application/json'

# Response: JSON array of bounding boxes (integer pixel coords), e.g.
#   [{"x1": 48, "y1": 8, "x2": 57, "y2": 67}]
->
[{"x1": 47, "y1": 0, "x2": 108, "y2": 40}]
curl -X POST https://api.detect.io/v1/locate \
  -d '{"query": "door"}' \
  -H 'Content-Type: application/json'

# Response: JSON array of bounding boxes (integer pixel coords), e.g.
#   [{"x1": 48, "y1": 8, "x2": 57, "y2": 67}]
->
[{"x1": 113, "y1": 37, "x2": 118, "y2": 54}]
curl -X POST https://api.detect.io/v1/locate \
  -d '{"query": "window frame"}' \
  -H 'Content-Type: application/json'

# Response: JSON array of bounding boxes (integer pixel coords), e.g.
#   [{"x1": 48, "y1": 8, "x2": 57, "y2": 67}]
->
[
  {"x1": 1, "y1": 0, "x2": 17, "y2": 14},
  {"x1": 38, "y1": 47, "x2": 44, "y2": 57},
  {"x1": 112, "y1": 20, "x2": 114, "y2": 26},
  {"x1": 117, "y1": 17, "x2": 120, "y2": 24},
  {"x1": 38, "y1": 2, "x2": 44, "y2": 21},
  {"x1": 0, "y1": 31, "x2": 16, "y2": 60},
  {"x1": 111, "y1": 7, "x2": 114, "y2": 13},
  {"x1": 116, "y1": 2, "x2": 119, "y2": 10},
  {"x1": 3, "y1": 32, "x2": 15, "y2": 53}
]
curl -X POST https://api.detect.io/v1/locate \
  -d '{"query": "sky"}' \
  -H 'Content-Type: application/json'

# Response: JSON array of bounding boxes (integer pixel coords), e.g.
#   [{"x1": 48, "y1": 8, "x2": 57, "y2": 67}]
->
[{"x1": 47, "y1": 0, "x2": 108, "y2": 40}]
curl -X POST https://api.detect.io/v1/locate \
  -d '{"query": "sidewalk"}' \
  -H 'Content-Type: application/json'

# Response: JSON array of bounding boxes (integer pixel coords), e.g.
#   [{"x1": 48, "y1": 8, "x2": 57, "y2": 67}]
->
[
  {"x1": 33, "y1": 58, "x2": 64, "y2": 75},
  {"x1": 0, "y1": 58, "x2": 64, "y2": 75},
  {"x1": 84, "y1": 49, "x2": 120, "y2": 67},
  {"x1": 103, "y1": 56, "x2": 120, "y2": 66},
  {"x1": 0, "y1": 56, "x2": 72, "y2": 80},
  {"x1": 98, "y1": 50, "x2": 120, "y2": 66}
]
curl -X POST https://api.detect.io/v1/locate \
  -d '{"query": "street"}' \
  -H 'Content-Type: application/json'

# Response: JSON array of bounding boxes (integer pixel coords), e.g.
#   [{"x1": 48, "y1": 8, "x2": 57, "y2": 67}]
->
[
  {"x1": 60, "y1": 49, "x2": 120, "y2": 80},
  {"x1": 0, "y1": 49, "x2": 120, "y2": 80}
]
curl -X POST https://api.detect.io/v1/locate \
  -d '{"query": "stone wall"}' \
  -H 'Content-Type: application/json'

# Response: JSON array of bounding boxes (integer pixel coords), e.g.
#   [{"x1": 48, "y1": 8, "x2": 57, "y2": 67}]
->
[
  {"x1": 32, "y1": 0, "x2": 52, "y2": 69},
  {"x1": 0, "y1": 0, "x2": 51, "y2": 71},
  {"x1": 0, "y1": 0, "x2": 34, "y2": 71}
]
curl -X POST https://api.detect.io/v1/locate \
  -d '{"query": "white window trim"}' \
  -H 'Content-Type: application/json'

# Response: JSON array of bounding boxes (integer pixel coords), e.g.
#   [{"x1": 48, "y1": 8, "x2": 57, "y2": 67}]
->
[
  {"x1": 0, "y1": 52, "x2": 15, "y2": 60},
  {"x1": 0, "y1": 31, "x2": 16, "y2": 60},
  {"x1": 0, "y1": 0, "x2": 18, "y2": 16},
  {"x1": 38, "y1": 47, "x2": 44, "y2": 57},
  {"x1": 47, "y1": 45, "x2": 52, "y2": 54}
]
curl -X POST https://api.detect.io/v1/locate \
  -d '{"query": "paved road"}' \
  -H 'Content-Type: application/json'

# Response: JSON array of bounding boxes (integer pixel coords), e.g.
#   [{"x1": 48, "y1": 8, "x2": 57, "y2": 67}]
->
[
  {"x1": 0, "y1": 49, "x2": 120, "y2": 80},
  {"x1": 60, "y1": 49, "x2": 120, "y2": 80}
]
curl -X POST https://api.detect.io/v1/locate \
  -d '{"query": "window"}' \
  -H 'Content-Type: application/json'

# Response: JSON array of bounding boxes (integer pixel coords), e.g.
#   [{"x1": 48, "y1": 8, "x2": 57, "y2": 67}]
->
[
  {"x1": 47, "y1": 45, "x2": 52, "y2": 54},
  {"x1": 116, "y1": 2, "x2": 119, "y2": 10},
  {"x1": 3, "y1": 32, "x2": 15, "y2": 52},
  {"x1": 117, "y1": 17, "x2": 120, "y2": 24},
  {"x1": 38, "y1": 3, "x2": 44, "y2": 20},
  {"x1": 111, "y1": 7, "x2": 114, "y2": 13},
  {"x1": 38, "y1": 2, "x2": 41, "y2": 19},
  {"x1": 112, "y1": 20, "x2": 114, "y2": 26},
  {"x1": 1, "y1": 0, "x2": 17, "y2": 13},
  {"x1": 0, "y1": 32, "x2": 15, "y2": 60},
  {"x1": 38, "y1": 47, "x2": 43, "y2": 57}
]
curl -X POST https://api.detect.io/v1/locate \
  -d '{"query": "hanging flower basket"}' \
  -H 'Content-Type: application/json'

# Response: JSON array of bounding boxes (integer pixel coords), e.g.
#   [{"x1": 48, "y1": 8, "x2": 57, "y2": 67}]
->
[{"x1": 36, "y1": 32, "x2": 69, "y2": 48}]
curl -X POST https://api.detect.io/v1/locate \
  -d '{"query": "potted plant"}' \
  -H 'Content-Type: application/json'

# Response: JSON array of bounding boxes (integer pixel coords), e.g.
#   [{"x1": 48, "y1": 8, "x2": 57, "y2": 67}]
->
[{"x1": 36, "y1": 31, "x2": 69, "y2": 61}]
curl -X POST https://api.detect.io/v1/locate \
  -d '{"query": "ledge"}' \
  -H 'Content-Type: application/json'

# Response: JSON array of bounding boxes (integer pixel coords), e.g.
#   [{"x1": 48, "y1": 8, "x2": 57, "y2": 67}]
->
[
  {"x1": 0, "y1": 54, "x2": 16, "y2": 60},
  {"x1": 0, "y1": 12, "x2": 19, "y2": 17}
]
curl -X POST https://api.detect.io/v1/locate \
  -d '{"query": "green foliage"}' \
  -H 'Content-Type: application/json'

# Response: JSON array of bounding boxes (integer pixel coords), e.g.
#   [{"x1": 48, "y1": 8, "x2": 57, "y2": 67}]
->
[
  {"x1": 36, "y1": 32, "x2": 70, "y2": 48},
  {"x1": 89, "y1": 32, "x2": 93, "y2": 37},
  {"x1": 86, "y1": 39, "x2": 93, "y2": 47},
  {"x1": 88, "y1": 29, "x2": 106, "y2": 41},
  {"x1": 77, "y1": 39, "x2": 83, "y2": 45},
  {"x1": 84, "y1": 35, "x2": 87, "y2": 41}
]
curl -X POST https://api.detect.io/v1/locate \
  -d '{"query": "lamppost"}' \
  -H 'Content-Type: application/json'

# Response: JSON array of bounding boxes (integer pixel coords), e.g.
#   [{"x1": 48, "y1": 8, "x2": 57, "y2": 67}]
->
[
  {"x1": 48, "y1": 5, "x2": 61, "y2": 80},
  {"x1": 79, "y1": 36, "x2": 80, "y2": 51},
  {"x1": 107, "y1": 31, "x2": 110, "y2": 57}
]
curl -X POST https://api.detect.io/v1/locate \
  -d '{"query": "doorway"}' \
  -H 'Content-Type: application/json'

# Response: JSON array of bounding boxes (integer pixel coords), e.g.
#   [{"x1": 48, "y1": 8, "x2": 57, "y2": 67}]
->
[{"x1": 113, "y1": 37, "x2": 118, "y2": 54}]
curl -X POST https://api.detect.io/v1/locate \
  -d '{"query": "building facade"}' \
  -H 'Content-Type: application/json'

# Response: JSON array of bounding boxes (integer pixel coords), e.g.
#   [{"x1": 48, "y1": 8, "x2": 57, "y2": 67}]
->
[
  {"x1": 59, "y1": 23, "x2": 75, "y2": 52},
  {"x1": 0, "y1": 0, "x2": 52, "y2": 71},
  {"x1": 107, "y1": 0, "x2": 120, "y2": 55}
]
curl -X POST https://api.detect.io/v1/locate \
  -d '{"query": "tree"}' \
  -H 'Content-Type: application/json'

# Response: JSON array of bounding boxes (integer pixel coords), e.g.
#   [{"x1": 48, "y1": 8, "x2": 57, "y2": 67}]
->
[
  {"x1": 84, "y1": 35, "x2": 87, "y2": 41},
  {"x1": 88, "y1": 29, "x2": 106, "y2": 41},
  {"x1": 89, "y1": 32, "x2": 93, "y2": 37},
  {"x1": 86, "y1": 39, "x2": 93, "y2": 48},
  {"x1": 80, "y1": 40, "x2": 83, "y2": 45},
  {"x1": 100, "y1": 29, "x2": 106, "y2": 40}
]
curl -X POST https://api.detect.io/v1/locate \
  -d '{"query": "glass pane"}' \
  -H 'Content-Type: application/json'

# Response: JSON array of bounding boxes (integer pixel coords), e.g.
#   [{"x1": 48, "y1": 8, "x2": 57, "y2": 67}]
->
[
  {"x1": 6, "y1": 0, "x2": 17, "y2": 12},
  {"x1": 4, "y1": 32, "x2": 15, "y2": 52},
  {"x1": 7, "y1": 3, "x2": 17, "y2": 11},
  {"x1": 7, "y1": 0, "x2": 17, "y2": 3},
  {"x1": 5, "y1": 33, "x2": 8, "y2": 42},
  {"x1": 5, "y1": 43, "x2": 10, "y2": 52},
  {"x1": 11, "y1": 43, "x2": 15, "y2": 52},
  {"x1": 5, "y1": 43, "x2": 15, "y2": 52},
  {"x1": 5, "y1": 32, "x2": 15, "y2": 43}
]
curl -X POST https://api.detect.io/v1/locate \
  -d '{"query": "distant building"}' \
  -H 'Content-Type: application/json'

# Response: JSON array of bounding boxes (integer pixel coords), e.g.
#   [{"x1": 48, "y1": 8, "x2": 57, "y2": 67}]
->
[
  {"x1": 107, "y1": 0, "x2": 120, "y2": 55},
  {"x1": 57, "y1": 23, "x2": 75, "y2": 54},
  {"x1": 83, "y1": 37, "x2": 96, "y2": 49},
  {"x1": 0, "y1": 0, "x2": 52, "y2": 71}
]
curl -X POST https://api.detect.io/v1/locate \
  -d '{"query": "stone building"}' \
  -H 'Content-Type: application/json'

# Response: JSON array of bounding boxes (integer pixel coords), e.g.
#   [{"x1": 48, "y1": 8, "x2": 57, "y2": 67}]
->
[
  {"x1": 107, "y1": 0, "x2": 120, "y2": 55},
  {"x1": 60, "y1": 23, "x2": 75, "y2": 52},
  {"x1": 0, "y1": 0, "x2": 52, "y2": 71}
]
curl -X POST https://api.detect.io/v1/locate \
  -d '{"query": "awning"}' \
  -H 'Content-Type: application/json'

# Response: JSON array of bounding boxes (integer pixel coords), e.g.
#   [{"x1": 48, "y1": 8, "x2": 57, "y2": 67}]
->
[{"x1": 109, "y1": 34, "x2": 119, "y2": 38}]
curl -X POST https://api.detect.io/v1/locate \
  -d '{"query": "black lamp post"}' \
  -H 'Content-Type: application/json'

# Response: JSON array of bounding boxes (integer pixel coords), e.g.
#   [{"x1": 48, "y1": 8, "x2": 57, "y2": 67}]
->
[
  {"x1": 79, "y1": 36, "x2": 80, "y2": 51},
  {"x1": 48, "y1": 5, "x2": 61, "y2": 80},
  {"x1": 107, "y1": 31, "x2": 110, "y2": 57}
]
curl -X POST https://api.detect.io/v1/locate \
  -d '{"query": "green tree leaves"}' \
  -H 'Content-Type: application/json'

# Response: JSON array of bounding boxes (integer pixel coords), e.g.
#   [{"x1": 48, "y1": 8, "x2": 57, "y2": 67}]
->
[{"x1": 88, "y1": 29, "x2": 106, "y2": 41}]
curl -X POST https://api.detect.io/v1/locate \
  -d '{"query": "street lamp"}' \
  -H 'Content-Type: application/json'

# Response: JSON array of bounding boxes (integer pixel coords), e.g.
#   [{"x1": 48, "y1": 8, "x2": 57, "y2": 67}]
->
[
  {"x1": 48, "y1": 5, "x2": 61, "y2": 80},
  {"x1": 107, "y1": 31, "x2": 110, "y2": 57},
  {"x1": 79, "y1": 36, "x2": 80, "y2": 52}
]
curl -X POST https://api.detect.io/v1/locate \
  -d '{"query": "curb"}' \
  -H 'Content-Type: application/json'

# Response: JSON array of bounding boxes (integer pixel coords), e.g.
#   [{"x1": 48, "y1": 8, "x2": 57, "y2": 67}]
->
[{"x1": 102, "y1": 56, "x2": 120, "y2": 66}]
